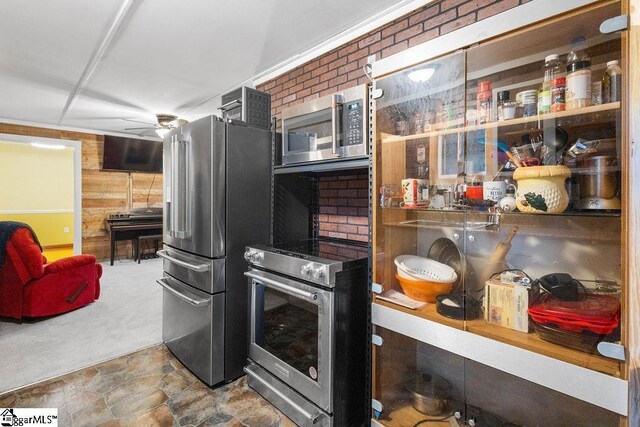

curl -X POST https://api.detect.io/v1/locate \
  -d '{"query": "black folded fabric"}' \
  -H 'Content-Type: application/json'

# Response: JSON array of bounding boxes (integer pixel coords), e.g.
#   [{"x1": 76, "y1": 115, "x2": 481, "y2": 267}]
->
[{"x1": 0, "y1": 221, "x2": 42, "y2": 269}]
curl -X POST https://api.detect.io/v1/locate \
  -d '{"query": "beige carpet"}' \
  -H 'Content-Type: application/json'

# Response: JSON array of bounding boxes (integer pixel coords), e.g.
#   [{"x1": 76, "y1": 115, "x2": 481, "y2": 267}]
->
[{"x1": 0, "y1": 258, "x2": 163, "y2": 394}]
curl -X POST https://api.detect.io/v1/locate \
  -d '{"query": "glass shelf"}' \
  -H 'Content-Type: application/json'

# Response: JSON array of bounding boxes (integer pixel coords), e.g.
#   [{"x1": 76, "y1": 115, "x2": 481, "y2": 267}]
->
[{"x1": 381, "y1": 102, "x2": 620, "y2": 143}]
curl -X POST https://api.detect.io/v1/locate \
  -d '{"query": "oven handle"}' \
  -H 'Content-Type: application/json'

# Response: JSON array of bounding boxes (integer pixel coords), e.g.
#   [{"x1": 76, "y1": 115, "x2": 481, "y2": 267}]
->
[
  {"x1": 157, "y1": 250, "x2": 210, "y2": 272},
  {"x1": 331, "y1": 93, "x2": 343, "y2": 156},
  {"x1": 156, "y1": 278, "x2": 210, "y2": 307},
  {"x1": 244, "y1": 271, "x2": 318, "y2": 303},
  {"x1": 244, "y1": 366, "x2": 325, "y2": 424}
]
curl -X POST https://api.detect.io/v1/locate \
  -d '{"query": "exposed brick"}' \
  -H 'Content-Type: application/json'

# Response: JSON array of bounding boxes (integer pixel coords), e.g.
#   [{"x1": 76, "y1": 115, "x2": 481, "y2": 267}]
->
[
  {"x1": 263, "y1": 80, "x2": 276, "y2": 90},
  {"x1": 319, "y1": 206, "x2": 337, "y2": 215},
  {"x1": 338, "y1": 189, "x2": 359, "y2": 198},
  {"x1": 441, "y1": 0, "x2": 464, "y2": 11},
  {"x1": 321, "y1": 189, "x2": 338, "y2": 198},
  {"x1": 282, "y1": 79, "x2": 296, "y2": 90},
  {"x1": 328, "y1": 56, "x2": 348, "y2": 71},
  {"x1": 381, "y1": 19, "x2": 409, "y2": 39},
  {"x1": 348, "y1": 234, "x2": 368, "y2": 242},
  {"x1": 347, "y1": 48, "x2": 370, "y2": 64},
  {"x1": 296, "y1": 72, "x2": 314, "y2": 85},
  {"x1": 338, "y1": 61, "x2": 359, "y2": 75},
  {"x1": 358, "y1": 32, "x2": 381, "y2": 49},
  {"x1": 311, "y1": 64, "x2": 329, "y2": 78},
  {"x1": 338, "y1": 42, "x2": 358, "y2": 58},
  {"x1": 396, "y1": 23, "x2": 425, "y2": 43},
  {"x1": 424, "y1": 8, "x2": 457, "y2": 30},
  {"x1": 319, "y1": 69, "x2": 338, "y2": 83},
  {"x1": 369, "y1": 36, "x2": 394, "y2": 55},
  {"x1": 409, "y1": 27, "x2": 440, "y2": 47},
  {"x1": 311, "y1": 81, "x2": 329, "y2": 92},
  {"x1": 303, "y1": 76, "x2": 320, "y2": 89},
  {"x1": 357, "y1": 189, "x2": 369, "y2": 198},
  {"x1": 328, "y1": 180, "x2": 349, "y2": 189},
  {"x1": 357, "y1": 226, "x2": 369, "y2": 234},
  {"x1": 347, "y1": 70, "x2": 363, "y2": 82},
  {"x1": 305, "y1": 93, "x2": 320, "y2": 102},
  {"x1": 381, "y1": 40, "x2": 408, "y2": 58},
  {"x1": 338, "y1": 207, "x2": 359, "y2": 215},
  {"x1": 478, "y1": 0, "x2": 519, "y2": 20},
  {"x1": 357, "y1": 208, "x2": 369, "y2": 216},
  {"x1": 320, "y1": 223, "x2": 338, "y2": 232},
  {"x1": 275, "y1": 74, "x2": 290, "y2": 86},
  {"x1": 441, "y1": 12, "x2": 476, "y2": 35},
  {"x1": 289, "y1": 67, "x2": 304, "y2": 80},
  {"x1": 337, "y1": 224, "x2": 358, "y2": 234},
  {"x1": 348, "y1": 180, "x2": 368, "y2": 189},
  {"x1": 296, "y1": 87, "x2": 312, "y2": 99},
  {"x1": 319, "y1": 51, "x2": 338, "y2": 66},
  {"x1": 458, "y1": 0, "x2": 496, "y2": 16},
  {"x1": 409, "y1": 4, "x2": 440, "y2": 26},
  {"x1": 326, "y1": 231, "x2": 348, "y2": 239},
  {"x1": 303, "y1": 60, "x2": 320, "y2": 73},
  {"x1": 328, "y1": 215, "x2": 348, "y2": 223},
  {"x1": 349, "y1": 198, "x2": 368, "y2": 207},
  {"x1": 348, "y1": 216, "x2": 369, "y2": 225}
]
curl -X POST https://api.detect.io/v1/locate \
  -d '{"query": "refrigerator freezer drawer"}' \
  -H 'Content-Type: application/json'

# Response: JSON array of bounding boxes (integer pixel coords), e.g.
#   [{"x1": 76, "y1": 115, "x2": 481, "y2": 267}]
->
[
  {"x1": 159, "y1": 273, "x2": 225, "y2": 386},
  {"x1": 159, "y1": 245, "x2": 225, "y2": 294}
]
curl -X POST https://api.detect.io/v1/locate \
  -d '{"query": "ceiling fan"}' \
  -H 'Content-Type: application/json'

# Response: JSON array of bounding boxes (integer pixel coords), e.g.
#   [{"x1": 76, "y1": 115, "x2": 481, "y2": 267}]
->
[{"x1": 124, "y1": 114, "x2": 188, "y2": 137}]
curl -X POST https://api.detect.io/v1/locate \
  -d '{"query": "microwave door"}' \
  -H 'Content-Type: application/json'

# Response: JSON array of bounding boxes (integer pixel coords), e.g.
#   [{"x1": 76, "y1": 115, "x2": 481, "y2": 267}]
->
[{"x1": 282, "y1": 105, "x2": 339, "y2": 165}]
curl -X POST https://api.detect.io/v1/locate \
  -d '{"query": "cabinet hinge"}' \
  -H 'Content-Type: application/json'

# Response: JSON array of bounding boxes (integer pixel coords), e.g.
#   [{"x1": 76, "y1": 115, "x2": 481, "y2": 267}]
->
[
  {"x1": 600, "y1": 15, "x2": 628, "y2": 34},
  {"x1": 372, "y1": 334, "x2": 383, "y2": 346},
  {"x1": 597, "y1": 342, "x2": 626, "y2": 361},
  {"x1": 372, "y1": 88, "x2": 384, "y2": 99},
  {"x1": 372, "y1": 399, "x2": 383, "y2": 414},
  {"x1": 371, "y1": 282, "x2": 384, "y2": 294}
]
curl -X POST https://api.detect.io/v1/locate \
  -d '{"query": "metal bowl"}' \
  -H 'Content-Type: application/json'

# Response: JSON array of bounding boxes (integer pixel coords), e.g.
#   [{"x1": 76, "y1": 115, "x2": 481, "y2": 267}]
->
[{"x1": 404, "y1": 370, "x2": 451, "y2": 415}]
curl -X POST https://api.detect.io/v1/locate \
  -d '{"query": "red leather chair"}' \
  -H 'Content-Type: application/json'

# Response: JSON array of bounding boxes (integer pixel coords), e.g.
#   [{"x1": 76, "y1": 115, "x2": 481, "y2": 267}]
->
[{"x1": 0, "y1": 228, "x2": 102, "y2": 320}]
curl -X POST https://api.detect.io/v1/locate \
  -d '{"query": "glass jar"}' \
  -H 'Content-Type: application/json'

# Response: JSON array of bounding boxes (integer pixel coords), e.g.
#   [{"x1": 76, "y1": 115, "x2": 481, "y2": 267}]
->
[{"x1": 566, "y1": 60, "x2": 592, "y2": 110}]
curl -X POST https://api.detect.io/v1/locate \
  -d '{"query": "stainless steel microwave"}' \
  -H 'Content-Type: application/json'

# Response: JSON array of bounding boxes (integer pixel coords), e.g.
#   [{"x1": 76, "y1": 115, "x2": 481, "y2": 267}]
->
[{"x1": 281, "y1": 84, "x2": 368, "y2": 165}]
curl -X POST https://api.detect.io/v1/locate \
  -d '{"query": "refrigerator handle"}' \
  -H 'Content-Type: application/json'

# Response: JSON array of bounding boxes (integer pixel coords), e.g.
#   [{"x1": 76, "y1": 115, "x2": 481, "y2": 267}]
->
[
  {"x1": 156, "y1": 278, "x2": 210, "y2": 307},
  {"x1": 170, "y1": 136, "x2": 190, "y2": 239}
]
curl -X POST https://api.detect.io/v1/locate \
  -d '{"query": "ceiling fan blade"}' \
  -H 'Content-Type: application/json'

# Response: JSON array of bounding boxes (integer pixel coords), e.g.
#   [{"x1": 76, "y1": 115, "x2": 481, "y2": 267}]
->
[
  {"x1": 125, "y1": 126, "x2": 156, "y2": 130},
  {"x1": 170, "y1": 118, "x2": 188, "y2": 127},
  {"x1": 122, "y1": 118, "x2": 157, "y2": 126}
]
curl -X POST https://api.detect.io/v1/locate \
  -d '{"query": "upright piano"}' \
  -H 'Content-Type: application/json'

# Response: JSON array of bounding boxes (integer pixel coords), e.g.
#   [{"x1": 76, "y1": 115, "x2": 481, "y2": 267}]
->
[{"x1": 106, "y1": 207, "x2": 163, "y2": 265}]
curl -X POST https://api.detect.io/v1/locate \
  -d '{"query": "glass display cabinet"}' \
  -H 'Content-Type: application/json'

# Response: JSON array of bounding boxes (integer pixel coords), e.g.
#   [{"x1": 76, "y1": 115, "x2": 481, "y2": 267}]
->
[{"x1": 371, "y1": 1, "x2": 634, "y2": 425}]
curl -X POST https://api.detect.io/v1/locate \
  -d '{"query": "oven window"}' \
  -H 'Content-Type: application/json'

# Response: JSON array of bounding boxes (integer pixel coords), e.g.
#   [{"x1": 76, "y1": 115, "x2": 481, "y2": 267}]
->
[{"x1": 256, "y1": 285, "x2": 319, "y2": 381}]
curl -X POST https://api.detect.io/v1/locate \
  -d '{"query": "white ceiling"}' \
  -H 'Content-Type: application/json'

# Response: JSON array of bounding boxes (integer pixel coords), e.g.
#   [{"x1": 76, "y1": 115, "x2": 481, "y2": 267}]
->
[{"x1": 0, "y1": 0, "x2": 407, "y2": 137}]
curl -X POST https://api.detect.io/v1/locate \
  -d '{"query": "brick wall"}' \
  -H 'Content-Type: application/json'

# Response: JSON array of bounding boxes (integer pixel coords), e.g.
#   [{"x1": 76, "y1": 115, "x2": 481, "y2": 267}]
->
[
  {"x1": 318, "y1": 175, "x2": 369, "y2": 242},
  {"x1": 258, "y1": 0, "x2": 530, "y2": 242}
]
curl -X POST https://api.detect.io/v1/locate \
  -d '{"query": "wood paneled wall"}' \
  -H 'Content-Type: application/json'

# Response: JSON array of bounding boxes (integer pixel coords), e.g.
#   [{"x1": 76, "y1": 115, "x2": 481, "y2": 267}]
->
[{"x1": 0, "y1": 123, "x2": 163, "y2": 261}]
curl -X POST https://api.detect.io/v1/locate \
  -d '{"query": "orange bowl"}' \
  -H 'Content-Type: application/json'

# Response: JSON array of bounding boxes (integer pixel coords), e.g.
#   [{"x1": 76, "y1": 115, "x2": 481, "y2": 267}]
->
[{"x1": 395, "y1": 274, "x2": 454, "y2": 303}]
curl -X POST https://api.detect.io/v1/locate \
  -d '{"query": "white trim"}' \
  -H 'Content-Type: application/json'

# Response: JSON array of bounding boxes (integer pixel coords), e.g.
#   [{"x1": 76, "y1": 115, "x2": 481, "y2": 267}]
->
[
  {"x1": 0, "y1": 117, "x2": 160, "y2": 142},
  {"x1": 0, "y1": 209, "x2": 74, "y2": 214},
  {"x1": 372, "y1": 303, "x2": 628, "y2": 415},
  {"x1": 252, "y1": 0, "x2": 437, "y2": 86},
  {"x1": 0, "y1": 133, "x2": 83, "y2": 254},
  {"x1": 371, "y1": 0, "x2": 599, "y2": 78}
]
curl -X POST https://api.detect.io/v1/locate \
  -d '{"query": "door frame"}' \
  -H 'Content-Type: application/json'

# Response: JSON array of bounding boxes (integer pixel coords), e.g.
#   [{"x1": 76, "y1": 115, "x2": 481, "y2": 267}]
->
[{"x1": 0, "y1": 133, "x2": 82, "y2": 254}]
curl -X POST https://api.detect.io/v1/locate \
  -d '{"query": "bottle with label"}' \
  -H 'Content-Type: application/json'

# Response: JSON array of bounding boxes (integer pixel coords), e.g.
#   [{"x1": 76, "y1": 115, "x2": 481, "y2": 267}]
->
[
  {"x1": 538, "y1": 54, "x2": 563, "y2": 115},
  {"x1": 603, "y1": 60, "x2": 622, "y2": 103},
  {"x1": 477, "y1": 80, "x2": 492, "y2": 124},
  {"x1": 416, "y1": 142, "x2": 427, "y2": 179},
  {"x1": 497, "y1": 90, "x2": 510, "y2": 121},
  {"x1": 566, "y1": 36, "x2": 592, "y2": 110}
]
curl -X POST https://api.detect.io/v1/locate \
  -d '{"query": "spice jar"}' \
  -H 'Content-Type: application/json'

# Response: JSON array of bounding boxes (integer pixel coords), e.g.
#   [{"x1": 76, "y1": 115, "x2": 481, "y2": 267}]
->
[
  {"x1": 566, "y1": 60, "x2": 592, "y2": 110},
  {"x1": 477, "y1": 81, "x2": 492, "y2": 124},
  {"x1": 497, "y1": 90, "x2": 511, "y2": 121},
  {"x1": 551, "y1": 76, "x2": 566, "y2": 112}
]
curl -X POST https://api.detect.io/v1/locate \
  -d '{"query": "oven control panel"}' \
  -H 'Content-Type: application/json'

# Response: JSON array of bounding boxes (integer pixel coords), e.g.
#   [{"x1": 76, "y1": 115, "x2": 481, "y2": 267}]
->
[{"x1": 300, "y1": 263, "x2": 327, "y2": 280}]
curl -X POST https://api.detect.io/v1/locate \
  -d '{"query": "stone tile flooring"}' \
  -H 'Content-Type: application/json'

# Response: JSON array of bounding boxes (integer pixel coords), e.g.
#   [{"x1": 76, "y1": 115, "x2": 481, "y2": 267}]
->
[{"x1": 0, "y1": 344, "x2": 295, "y2": 427}]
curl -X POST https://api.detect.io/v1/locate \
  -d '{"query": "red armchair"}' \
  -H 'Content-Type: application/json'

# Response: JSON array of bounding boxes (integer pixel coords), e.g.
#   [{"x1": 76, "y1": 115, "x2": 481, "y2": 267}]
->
[{"x1": 0, "y1": 228, "x2": 102, "y2": 320}]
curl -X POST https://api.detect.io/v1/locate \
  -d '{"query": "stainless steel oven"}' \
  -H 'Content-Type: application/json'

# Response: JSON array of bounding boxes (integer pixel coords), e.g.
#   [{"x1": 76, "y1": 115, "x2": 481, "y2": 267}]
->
[
  {"x1": 243, "y1": 239, "x2": 369, "y2": 427},
  {"x1": 281, "y1": 84, "x2": 368, "y2": 166}
]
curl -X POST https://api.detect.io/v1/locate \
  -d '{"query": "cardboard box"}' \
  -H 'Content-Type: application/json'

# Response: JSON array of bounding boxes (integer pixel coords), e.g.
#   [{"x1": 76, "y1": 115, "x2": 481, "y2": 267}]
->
[{"x1": 483, "y1": 279, "x2": 530, "y2": 333}]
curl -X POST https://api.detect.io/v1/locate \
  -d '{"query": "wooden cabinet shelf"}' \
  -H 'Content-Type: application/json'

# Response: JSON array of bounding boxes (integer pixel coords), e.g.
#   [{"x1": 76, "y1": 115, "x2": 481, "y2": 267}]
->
[
  {"x1": 381, "y1": 102, "x2": 620, "y2": 144},
  {"x1": 374, "y1": 299, "x2": 620, "y2": 377}
]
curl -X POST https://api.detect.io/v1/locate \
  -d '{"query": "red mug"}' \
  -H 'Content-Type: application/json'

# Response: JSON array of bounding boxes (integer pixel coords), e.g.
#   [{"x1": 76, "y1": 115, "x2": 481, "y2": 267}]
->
[{"x1": 466, "y1": 185, "x2": 484, "y2": 200}]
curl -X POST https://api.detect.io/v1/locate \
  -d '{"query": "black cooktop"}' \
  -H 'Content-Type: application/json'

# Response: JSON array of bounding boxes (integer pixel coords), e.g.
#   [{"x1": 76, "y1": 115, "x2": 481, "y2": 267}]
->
[{"x1": 269, "y1": 238, "x2": 369, "y2": 264}]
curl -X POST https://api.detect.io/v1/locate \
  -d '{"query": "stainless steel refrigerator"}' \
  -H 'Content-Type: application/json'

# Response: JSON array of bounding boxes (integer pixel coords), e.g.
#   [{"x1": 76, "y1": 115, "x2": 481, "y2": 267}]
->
[{"x1": 156, "y1": 115, "x2": 271, "y2": 386}]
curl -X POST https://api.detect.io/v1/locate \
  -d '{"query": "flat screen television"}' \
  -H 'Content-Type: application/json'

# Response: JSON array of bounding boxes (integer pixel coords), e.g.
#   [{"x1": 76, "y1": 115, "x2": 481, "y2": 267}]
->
[{"x1": 102, "y1": 135, "x2": 162, "y2": 173}]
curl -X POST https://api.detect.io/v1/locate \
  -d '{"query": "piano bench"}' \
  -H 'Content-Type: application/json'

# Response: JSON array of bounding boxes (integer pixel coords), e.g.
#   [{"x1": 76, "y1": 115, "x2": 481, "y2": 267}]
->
[{"x1": 137, "y1": 234, "x2": 163, "y2": 264}]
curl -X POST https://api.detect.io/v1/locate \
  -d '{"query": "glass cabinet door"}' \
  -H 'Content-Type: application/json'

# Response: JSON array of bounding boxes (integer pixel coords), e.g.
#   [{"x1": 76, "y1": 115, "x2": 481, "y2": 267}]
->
[
  {"x1": 372, "y1": 326, "x2": 621, "y2": 426},
  {"x1": 374, "y1": 51, "x2": 470, "y2": 330},
  {"x1": 463, "y1": 0, "x2": 623, "y2": 376}
]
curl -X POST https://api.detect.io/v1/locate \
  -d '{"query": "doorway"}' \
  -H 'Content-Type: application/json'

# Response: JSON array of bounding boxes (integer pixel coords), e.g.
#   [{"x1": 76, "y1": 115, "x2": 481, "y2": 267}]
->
[{"x1": 0, "y1": 134, "x2": 82, "y2": 259}]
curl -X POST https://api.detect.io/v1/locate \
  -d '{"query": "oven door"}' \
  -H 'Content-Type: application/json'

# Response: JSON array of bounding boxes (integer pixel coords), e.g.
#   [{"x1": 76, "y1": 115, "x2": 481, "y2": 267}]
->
[
  {"x1": 281, "y1": 84, "x2": 368, "y2": 166},
  {"x1": 245, "y1": 269, "x2": 334, "y2": 413}
]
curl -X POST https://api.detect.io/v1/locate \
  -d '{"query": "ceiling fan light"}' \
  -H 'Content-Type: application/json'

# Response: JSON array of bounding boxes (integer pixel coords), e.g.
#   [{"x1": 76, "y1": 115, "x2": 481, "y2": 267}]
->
[{"x1": 155, "y1": 128, "x2": 171, "y2": 138}]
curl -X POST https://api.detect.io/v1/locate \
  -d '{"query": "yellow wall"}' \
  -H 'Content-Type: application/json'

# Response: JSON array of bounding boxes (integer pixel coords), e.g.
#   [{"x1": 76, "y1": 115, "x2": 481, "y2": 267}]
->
[{"x1": 0, "y1": 141, "x2": 74, "y2": 246}]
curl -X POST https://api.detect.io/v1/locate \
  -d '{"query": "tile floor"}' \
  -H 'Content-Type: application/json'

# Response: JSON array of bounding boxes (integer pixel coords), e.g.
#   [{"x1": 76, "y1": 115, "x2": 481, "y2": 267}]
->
[{"x1": 0, "y1": 344, "x2": 295, "y2": 427}]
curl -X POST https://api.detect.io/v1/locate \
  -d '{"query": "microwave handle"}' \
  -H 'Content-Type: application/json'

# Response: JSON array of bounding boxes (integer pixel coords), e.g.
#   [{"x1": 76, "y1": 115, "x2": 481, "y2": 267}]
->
[{"x1": 331, "y1": 94, "x2": 344, "y2": 156}]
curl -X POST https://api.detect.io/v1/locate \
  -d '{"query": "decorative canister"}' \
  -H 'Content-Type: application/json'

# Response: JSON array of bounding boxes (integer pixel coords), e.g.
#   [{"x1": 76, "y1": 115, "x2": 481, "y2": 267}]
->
[{"x1": 513, "y1": 166, "x2": 571, "y2": 214}]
